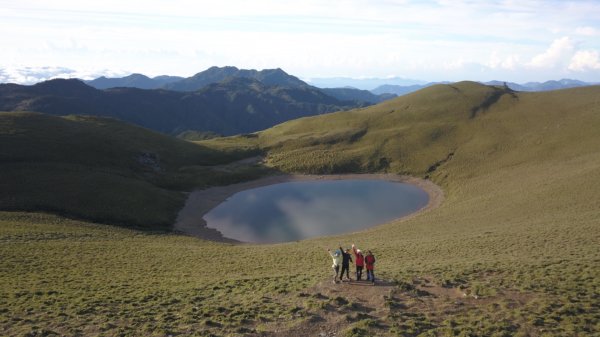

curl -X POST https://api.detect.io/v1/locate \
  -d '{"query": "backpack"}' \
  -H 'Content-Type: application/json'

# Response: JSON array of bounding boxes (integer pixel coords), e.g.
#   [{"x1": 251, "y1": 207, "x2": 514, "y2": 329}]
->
[{"x1": 366, "y1": 255, "x2": 375, "y2": 265}]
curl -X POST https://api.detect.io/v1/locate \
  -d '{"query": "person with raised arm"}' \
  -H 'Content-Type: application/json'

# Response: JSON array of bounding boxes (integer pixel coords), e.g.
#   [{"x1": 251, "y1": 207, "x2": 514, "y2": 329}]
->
[
  {"x1": 327, "y1": 248, "x2": 342, "y2": 284},
  {"x1": 339, "y1": 245, "x2": 353, "y2": 282},
  {"x1": 351, "y1": 244, "x2": 365, "y2": 281}
]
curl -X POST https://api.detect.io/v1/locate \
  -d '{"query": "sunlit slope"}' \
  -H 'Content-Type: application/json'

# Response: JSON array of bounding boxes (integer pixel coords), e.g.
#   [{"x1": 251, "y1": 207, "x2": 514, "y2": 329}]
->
[
  {"x1": 232, "y1": 81, "x2": 600, "y2": 270},
  {"x1": 0, "y1": 112, "x2": 260, "y2": 228},
  {"x1": 244, "y1": 81, "x2": 600, "y2": 240},
  {"x1": 253, "y1": 81, "x2": 506, "y2": 173},
  {"x1": 253, "y1": 82, "x2": 600, "y2": 178}
]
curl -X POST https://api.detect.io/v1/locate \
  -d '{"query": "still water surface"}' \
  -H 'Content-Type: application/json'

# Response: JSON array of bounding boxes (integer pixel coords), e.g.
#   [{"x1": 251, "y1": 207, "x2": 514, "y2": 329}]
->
[{"x1": 203, "y1": 179, "x2": 428, "y2": 243}]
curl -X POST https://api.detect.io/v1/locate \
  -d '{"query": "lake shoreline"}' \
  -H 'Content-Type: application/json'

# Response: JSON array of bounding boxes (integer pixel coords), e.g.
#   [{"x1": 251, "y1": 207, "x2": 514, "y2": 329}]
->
[{"x1": 173, "y1": 173, "x2": 444, "y2": 243}]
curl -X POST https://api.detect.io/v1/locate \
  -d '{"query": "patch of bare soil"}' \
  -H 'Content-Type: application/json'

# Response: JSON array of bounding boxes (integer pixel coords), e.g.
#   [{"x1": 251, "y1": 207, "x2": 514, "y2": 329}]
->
[
  {"x1": 265, "y1": 278, "x2": 398, "y2": 337},
  {"x1": 260, "y1": 275, "x2": 534, "y2": 337},
  {"x1": 404, "y1": 275, "x2": 533, "y2": 318}
]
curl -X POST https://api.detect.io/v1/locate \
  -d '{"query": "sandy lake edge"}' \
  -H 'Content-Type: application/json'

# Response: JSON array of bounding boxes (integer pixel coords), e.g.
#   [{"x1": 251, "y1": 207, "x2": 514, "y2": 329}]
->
[{"x1": 173, "y1": 174, "x2": 444, "y2": 243}]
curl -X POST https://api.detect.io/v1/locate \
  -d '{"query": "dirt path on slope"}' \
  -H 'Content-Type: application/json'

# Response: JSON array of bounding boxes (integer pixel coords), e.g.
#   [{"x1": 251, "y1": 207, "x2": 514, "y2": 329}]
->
[
  {"x1": 173, "y1": 173, "x2": 443, "y2": 242},
  {"x1": 266, "y1": 278, "x2": 398, "y2": 336},
  {"x1": 262, "y1": 275, "x2": 533, "y2": 337}
]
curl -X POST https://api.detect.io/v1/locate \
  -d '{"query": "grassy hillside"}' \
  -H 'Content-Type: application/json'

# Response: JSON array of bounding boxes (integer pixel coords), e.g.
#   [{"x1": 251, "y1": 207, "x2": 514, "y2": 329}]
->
[
  {"x1": 1, "y1": 83, "x2": 599, "y2": 336},
  {"x1": 0, "y1": 112, "x2": 265, "y2": 228},
  {"x1": 205, "y1": 82, "x2": 600, "y2": 334}
]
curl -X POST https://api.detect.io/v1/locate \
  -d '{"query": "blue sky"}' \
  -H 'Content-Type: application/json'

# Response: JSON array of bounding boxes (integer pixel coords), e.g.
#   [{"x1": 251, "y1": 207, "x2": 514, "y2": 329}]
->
[{"x1": 1, "y1": 0, "x2": 600, "y2": 84}]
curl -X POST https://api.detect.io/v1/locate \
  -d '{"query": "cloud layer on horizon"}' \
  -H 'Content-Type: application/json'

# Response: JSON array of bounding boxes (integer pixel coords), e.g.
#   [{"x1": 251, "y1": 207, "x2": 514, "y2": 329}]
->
[{"x1": 2, "y1": 0, "x2": 600, "y2": 83}]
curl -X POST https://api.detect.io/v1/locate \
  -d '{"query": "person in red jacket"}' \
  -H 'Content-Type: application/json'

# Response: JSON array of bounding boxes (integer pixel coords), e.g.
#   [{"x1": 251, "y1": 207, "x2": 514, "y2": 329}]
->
[
  {"x1": 365, "y1": 250, "x2": 376, "y2": 284},
  {"x1": 351, "y1": 244, "x2": 365, "y2": 281}
]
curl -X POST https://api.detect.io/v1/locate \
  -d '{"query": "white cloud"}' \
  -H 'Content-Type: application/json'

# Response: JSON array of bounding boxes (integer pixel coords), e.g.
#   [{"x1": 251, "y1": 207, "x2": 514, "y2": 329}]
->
[
  {"x1": 528, "y1": 37, "x2": 574, "y2": 68},
  {"x1": 575, "y1": 26, "x2": 600, "y2": 36},
  {"x1": 0, "y1": 66, "x2": 127, "y2": 84},
  {"x1": 568, "y1": 50, "x2": 600, "y2": 71},
  {"x1": 488, "y1": 52, "x2": 521, "y2": 70},
  {"x1": 2, "y1": 1, "x2": 600, "y2": 82}
]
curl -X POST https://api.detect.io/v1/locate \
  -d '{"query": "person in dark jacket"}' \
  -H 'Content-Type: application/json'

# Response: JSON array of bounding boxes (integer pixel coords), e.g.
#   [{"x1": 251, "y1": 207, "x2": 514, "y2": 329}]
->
[
  {"x1": 352, "y1": 244, "x2": 365, "y2": 281},
  {"x1": 339, "y1": 246, "x2": 353, "y2": 281},
  {"x1": 365, "y1": 250, "x2": 376, "y2": 284}
]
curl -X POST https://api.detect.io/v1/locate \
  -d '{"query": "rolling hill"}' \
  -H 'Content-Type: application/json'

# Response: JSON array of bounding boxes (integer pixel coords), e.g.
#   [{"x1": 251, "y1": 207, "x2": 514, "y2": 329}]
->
[
  {"x1": 0, "y1": 77, "x2": 362, "y2": 136},
  {"x1": 2, "y1": 82, "x2": 599, "y2": 336},
  {"x1": 372, "y1": 78, "x2": 596, "y2": 96},
  {"x1": 0, "y1": 112, "x2": 264, "y2": 229},
  {"x1": 246, "y1": 81, "x2": 600, "y2": 176}
]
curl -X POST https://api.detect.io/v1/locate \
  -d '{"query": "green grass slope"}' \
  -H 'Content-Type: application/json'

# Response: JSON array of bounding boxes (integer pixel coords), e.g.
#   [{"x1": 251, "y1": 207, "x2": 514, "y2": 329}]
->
[
  {"x1": 0, "y1": 112, "x2": 263, "y2": 228},
  {"x1": 1, "y1": 83, "x2": 599, "y2": 336},
  {"x1": 204, "y1": 82, "x2": 600, "y2": 333}
]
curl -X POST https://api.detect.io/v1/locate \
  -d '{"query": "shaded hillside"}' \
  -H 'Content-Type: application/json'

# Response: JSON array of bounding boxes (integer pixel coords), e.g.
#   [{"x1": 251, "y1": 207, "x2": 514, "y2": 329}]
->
[
  {"x1": 0, "y1": 112, "x2": 263, "y2": 228},
  {"x1": 320, "y1": 87, "x2": 396, "y2": 104},
  {"x1": 0, "y1": 78, "x2": 360, "y2": 136}
]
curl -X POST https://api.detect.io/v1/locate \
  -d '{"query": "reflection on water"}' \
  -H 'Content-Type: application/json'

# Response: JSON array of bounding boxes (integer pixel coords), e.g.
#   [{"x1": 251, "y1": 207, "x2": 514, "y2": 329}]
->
[{"x1": 203, "y1": 179, "x2": 428, "y2": 243}]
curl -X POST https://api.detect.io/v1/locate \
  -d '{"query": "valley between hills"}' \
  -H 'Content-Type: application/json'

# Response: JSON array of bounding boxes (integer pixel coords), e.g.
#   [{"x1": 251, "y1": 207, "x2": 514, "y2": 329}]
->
[{"x1": 1, "y1": 80, "x2": 599, "y2": 336}]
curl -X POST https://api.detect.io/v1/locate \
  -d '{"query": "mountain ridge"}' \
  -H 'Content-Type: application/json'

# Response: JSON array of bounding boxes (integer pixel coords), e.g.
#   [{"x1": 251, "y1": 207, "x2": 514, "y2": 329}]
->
[
  {"x1": 162, "y1": 66, "x2": 308, "y2": 91},
  {"x1": 83, "y1": 66, "x2": 394, "y2": 104},
  {"x1": 0, "y1": 77, "x2": 363, "y2": 136},
  {"x1": 86, "y1": 73, "x2": 183, "y2": 89},
  {"x1": 371, "y1": 78, "x2": 597, "y2": 96}
]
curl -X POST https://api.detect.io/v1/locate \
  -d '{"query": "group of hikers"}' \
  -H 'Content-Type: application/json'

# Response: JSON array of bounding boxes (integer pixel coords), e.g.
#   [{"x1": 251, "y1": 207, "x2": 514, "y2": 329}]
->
[{"x1": 327, "y1": 244, "x2": 376, "y2": 284}]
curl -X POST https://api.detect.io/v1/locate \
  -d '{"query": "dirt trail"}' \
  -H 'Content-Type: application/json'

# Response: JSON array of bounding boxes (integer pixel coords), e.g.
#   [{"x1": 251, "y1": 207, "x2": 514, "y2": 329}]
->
[
  {"x1": 267, "y1": 278, "x2": 398, "y2": 337},
  {"x1": 263, "y1": 275, "x2": 533, "y2": 336},
  {"x1": 212, "y1": 155, "x2": 264, "y2": 172}
]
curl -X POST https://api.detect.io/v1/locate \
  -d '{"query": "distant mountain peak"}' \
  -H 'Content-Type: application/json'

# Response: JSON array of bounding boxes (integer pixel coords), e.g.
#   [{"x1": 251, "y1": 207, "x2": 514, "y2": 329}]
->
[
  {"x1": 34, "y1": 78, "x2": 86, "y2": 86},
  {"x1": 85, "y1": 73, "x2": 182, "y2": 90},
  {"x1": 208, "y1": 65, "x2": 239, "y2": 71},
  {"x1": 32, "y1": 78, "x2": 96, "y2": 96},
  {"x1": 126, "y1": 73, "x2": 151, "y2": 79},
  {"x1": 163, "y1": 66, "x2": 307, "y2": 92}
]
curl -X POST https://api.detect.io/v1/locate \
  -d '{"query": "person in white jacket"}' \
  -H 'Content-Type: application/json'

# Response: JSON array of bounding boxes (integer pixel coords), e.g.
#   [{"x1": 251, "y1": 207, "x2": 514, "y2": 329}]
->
[{"x1": 327, "y1": 248, "x2": 343, "y2": 284}]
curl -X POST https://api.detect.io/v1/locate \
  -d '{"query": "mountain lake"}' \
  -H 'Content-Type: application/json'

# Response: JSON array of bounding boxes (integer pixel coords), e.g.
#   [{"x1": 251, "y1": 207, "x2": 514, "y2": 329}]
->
[{"x1": 203, "y1": 179, "x2": 429, "y2": 243}]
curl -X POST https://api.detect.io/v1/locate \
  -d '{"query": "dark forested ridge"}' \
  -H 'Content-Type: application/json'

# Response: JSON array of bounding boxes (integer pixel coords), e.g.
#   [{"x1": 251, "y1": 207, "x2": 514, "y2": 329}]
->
[{"x1": 0, "y1": 77, "x2": 363, "y2": 135}]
